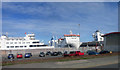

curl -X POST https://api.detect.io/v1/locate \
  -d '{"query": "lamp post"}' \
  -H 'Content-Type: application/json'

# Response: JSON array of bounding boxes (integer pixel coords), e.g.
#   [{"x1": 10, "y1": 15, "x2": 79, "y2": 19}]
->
[
  {"x1": 78, "y1": 24, "x2": 81, "y2": 51},
  {"x1": 78, "y1": 24, "x2": 80, "y2": 35}
]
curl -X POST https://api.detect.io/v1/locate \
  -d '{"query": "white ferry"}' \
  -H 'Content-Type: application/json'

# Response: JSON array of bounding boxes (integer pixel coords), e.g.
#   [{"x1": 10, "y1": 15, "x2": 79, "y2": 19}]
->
[
  {"x1": 0, "y1": 33, "x2": 54, "y2": 50},
  {"x1": 49, "y1": 30, "x2": 81, "y2": 49}
]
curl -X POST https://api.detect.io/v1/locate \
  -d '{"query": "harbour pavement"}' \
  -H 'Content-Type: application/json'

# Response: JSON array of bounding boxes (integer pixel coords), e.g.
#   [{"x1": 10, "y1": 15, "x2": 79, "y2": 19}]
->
[{"x1": 2, "y1": 55, "x2": 118, "y2": 68}]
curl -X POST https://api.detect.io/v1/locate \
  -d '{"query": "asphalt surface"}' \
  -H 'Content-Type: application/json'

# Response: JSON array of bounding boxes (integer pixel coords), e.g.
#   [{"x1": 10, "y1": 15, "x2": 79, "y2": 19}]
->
[
  {"x1": 92, "y1": 63, "x2": 119, "y2": 68},
  {"x1": 2, "y1": 55, "x2": 118, "y2": 68}
]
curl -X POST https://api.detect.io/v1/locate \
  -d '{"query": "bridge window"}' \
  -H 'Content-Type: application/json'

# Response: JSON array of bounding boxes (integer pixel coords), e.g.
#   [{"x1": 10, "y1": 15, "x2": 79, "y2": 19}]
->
[
  {"x1": 7, "y1": 46, "x2": 9, "y2": 48},
  {"x1": 15, "y1": 42, "x2": 17, "y2": 44},
  {"x1": 20, "y1": 46, "x2": 23, "y2": 48},
  {"x1": 19, "y1": 42, "x2": 21, "y2": 44},
  {"x1": 30, "y1": 45, "x2": 33, "y2": 47},
  {"x1": 10, "y1": 42, "x2": 13, "y2": 44},
  {"x1": 27, "y1": 42, "x2": 30, "y2": 44},
  {"x1": 15, "y1": 46, "x2": 19, "y2": 48},
  {"x1": 22, "y1": 42, "x2": 25, "y2": 44},
  {"x1": 6, "y1": 42, "x2": 9, "y2": 44},
  {"x1": 32, "y1": 42, "x2": 39, "y2": 43},
  {"x1": 10, "y1": 46, "x2": 14, "y2": 48}
]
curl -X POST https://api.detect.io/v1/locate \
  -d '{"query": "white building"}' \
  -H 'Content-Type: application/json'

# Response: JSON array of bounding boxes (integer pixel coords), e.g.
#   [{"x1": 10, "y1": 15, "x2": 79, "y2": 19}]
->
[
  {"x1": 102, "y1": 32, "x2": 120, "y2": 52},
  {"x1": 0, "y1": 33, "x2": 54, "y2": 50},
  {"x1": 92, "y1": 30, "x2": 104, "y2": 42}
]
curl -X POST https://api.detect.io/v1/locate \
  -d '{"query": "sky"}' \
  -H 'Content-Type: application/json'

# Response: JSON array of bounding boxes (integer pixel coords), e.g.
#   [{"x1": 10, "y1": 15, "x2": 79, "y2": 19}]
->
[{"x1": 2, "y1": 2, "x2": 118, "y2": 44}]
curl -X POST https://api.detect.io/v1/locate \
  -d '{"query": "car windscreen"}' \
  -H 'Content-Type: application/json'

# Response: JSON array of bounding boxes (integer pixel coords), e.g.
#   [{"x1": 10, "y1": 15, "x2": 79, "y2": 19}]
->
[{"x1": 70, "y1": 52, "x2": 75, "y2": 54}]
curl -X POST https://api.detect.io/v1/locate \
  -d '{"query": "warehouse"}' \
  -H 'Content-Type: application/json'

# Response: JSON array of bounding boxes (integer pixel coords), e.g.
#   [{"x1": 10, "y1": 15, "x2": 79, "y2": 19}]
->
[
  {"x1": 102, "y1": 32, "x2": 120, "y2": 52},
  {"x1": 80, "y1": 41, "x2": 104, "y2": 52}
]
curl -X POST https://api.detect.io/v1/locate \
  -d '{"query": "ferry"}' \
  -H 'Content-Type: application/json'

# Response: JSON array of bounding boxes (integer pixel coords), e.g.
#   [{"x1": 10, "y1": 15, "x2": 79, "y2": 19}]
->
[
  {"x1": 0, "y1": 33, "x2": 54, "y2": 50},
  {"x1": 49, "y1": 30, "x2": 81, "y2": 49}
]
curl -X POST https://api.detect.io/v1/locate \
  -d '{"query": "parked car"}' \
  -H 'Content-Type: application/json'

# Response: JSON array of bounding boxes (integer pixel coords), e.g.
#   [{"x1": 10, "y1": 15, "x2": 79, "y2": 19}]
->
[
  {"x1": 46, "y1": 51, "x2": 52, "y2": 55},
  {"x1": 24, "y1": 53, "x2": 32, "y2": 58},
  {"x1": 57, "y1": 51, "x2": 63, "y2": 55},
  {"x1": 99, "y1": 50, "x2": 110, "y2": 54},
  {"x1": 39, "y1": 52, "x2": 45, "y2": 57},
  {"x1": 17, "y1": 54, "x2": 23, "y2": 58},
  {"x1": 87, "y1": 51, "x2": 99, "y2": 55},
  {"x1": 64, "y1": 51, "x2": 75, "y2": 57},
  {"x1": 51, "y1": 52, "x2": 59, "y2": 56},
  {"x1": 63, "y1": 51, "x2": 68, "y2": 56},
  {"x1": 8, "y1": 54, "x2": 14, "y2": 59},
  {"x1": 64, "y1": 51, "x2": 68, "y2": 53},
  {"x1": 75, "y1": 51, "x2": 84, "y2": 56}
]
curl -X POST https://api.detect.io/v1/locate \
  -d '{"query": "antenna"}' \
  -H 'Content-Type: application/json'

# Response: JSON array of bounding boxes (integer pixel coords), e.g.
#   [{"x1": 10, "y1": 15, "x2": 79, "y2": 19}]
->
[
  {"x1": 78, "y1": 24, "x2": 80, "y2": 35},
  {"x1": 70, "y1": 30, "x2": 73, "y2": 34}
]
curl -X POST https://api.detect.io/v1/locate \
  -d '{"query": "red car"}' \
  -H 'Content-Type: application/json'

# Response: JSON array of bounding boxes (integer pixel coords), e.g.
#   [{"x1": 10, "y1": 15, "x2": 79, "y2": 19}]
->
[
  {"x1": 17, "y1": 54, "x2": 23, "y2": 58},
  {"x1": 64, "y1": 51, "x2": 84, "y2": 57},
  {"x1": 75, "y1": 51, "x2": 84, "y2": 56},
  {"x1": 64, "y1": 51, "x2": 76, "y2": 57},
  {"x1": 68, "y1": 51, "x2": 76, "y2": 56}
]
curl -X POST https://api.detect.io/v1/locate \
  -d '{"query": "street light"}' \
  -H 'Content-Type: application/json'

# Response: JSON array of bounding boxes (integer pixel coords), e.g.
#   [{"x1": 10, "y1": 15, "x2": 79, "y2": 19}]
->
[
  {"x1": 78, "y1": 24, "x2": 80, "y2": 35},
  {"x1": 78, "y1": 24, "x2": 81, "y2": 50}
]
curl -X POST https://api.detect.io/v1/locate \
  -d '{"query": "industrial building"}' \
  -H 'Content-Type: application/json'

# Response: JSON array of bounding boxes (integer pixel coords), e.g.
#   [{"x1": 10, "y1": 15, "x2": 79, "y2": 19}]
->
[
  {"x1": 79, "y1": 30, "x2": 104, "y2": 52},
  {"x1": 102, "y1": 32, "x2": 120, "y2": 52}
]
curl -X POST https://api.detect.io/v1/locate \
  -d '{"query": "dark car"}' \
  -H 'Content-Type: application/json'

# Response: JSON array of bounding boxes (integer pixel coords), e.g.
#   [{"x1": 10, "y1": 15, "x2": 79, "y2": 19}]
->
[
  {"x1": 57, "y1": 51, "x2": 63, "y2": 55},
  {"x1": 39, "y1": 52, "x2": 45, "y2": 57},
  {"x1": 24, "y1": 53, "x2": 32, "y2": 58},
  {"x1": 51, "y1": 52, "x2": 59, "y2": 56},
  {"x1": 8, "y1": 54, "x2": 14, "y2": 59},
  {"x1": 99, "y1": 50, "x2": 110, "y2": 54},
  {"x1": 64, "y1": 51, "x2": 68, "y2": 54},
  {"x1": 87, "y1": 51, "x2": 99, "y2": 55},
  {"x1": 46, "y1": 51, "x2": 52, "y2": 55},
  {"x1": 63, "y1": 51, "x2": 69, "y2": 56}
]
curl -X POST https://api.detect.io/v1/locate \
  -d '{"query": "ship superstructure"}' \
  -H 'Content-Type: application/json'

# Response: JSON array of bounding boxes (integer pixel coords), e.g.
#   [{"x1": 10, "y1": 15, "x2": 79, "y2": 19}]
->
[
  {"x1": 92, "y1": 30, "x2": 104, "y2": 41},
  {"x1": 0, "y1": 33, "x2": 54, "y2": 50},
  {"x1": 49, "y1": 30, "x2": 81, "y2": 49}
]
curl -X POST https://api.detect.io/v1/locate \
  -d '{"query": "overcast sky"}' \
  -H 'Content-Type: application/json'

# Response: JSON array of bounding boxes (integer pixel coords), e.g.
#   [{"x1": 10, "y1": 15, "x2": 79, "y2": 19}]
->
[{"x1": 2, "y1": 2, "x2": 118, "y2": 44}]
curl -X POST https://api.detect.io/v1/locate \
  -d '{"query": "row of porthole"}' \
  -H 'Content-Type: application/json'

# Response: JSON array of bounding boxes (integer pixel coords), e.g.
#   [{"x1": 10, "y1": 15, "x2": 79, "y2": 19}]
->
[
  {"x1": 6, "y1": 39, "x2": 25, "y2": 41},
  {"x1": 7, "y1": 46, "x2": 27, "y2": 48},
  {"x1": 6, "y1": 42, "x2": 30, "y2": 44}
]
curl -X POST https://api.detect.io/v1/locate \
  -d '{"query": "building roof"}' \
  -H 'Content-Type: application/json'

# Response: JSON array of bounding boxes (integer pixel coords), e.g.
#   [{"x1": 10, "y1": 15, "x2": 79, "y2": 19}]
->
[
  {"x1": 80, "y1": 41, "x2": 103, "y2": 47},
  {"x1": 102, "y1": 32, "x2": 120, "y2": 37}
]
